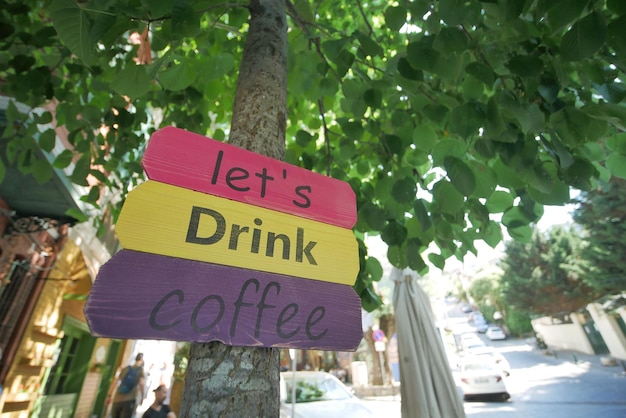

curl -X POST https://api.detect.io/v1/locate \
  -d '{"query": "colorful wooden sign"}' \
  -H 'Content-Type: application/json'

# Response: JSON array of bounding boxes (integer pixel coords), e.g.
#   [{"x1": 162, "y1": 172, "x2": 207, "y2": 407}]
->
[
  {"x1": 142, "y1": 126, "x2": 357, "y2": 229},
  {"x1": 115, "y1": 181, "x2": 359, "y2": 285},
  {"x1": 84, "y1": 250, "x2": 363, "y2": 351}
]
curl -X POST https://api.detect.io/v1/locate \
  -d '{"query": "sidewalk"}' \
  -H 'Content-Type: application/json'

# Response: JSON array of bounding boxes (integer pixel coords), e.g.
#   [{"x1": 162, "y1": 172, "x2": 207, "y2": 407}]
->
[{"x1": 538, "y1": 345, "x2": 626, "y2": 375}]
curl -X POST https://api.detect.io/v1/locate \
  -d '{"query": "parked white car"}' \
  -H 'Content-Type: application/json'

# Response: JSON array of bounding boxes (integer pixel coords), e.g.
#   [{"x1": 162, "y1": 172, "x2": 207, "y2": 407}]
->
[
  {"x1": 280, "y1": 371, "x2": 375, "y2": 418},
  {"x1": 458, "y1": 357, "x2": 510, "y2": 402},
  {"x1": 486, "y1": 326, "x2": 507, "y2": 340},
  {"x1": 459, "y1": 333, "x2": 486, "y2": 352},
  {"x1": 466, "y1": 346, "x2": 511, "y2": 376}
]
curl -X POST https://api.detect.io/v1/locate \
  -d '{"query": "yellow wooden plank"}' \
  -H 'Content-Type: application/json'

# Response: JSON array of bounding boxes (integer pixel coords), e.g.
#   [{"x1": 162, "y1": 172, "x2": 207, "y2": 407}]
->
[{"x1": 116, "y1": 181, "x2": 359, "y2": 285}]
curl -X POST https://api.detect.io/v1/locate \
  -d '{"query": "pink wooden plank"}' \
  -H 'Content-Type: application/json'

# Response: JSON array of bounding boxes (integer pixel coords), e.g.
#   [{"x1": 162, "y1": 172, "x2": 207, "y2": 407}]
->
[
  {"x1": 84, "y1": 250, "x2": 363, "y2": 351},
  {"x1": 142, "y1": 126, "x2": 357, "y2": 228}
]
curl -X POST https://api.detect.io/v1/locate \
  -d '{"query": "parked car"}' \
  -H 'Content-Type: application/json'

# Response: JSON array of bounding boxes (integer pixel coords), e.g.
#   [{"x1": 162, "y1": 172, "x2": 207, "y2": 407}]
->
[
  {"x1": 473, "y1": 320, "x2": 489, "y2": 333},
  {"x1": 460, "y1": 304, "x2": 472, "y2": 313},
  {"x1": 280, "y1": 371, "x2": 375, "y2": 418},
  {"x1": 458, "y1": 357, "x2": 511, "y2": 402},
  {"x1": 459, "y1": 333, "x2": 486, "y2": 351},
  {"x1": 465, "y1": 346, "x2": 511, "y2": 376},
  {"x1": 459, "y1": 332, "x2": 480, "y2": 343},
  {"x1": 486, "y1": 326, "x2": 507, "y2": 340}
]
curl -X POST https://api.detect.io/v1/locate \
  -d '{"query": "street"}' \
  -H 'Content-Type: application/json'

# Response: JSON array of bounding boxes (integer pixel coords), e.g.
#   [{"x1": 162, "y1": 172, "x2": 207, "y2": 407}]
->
[{"x1": 360, "y1": 338, "x2": 626, "y2": 417}]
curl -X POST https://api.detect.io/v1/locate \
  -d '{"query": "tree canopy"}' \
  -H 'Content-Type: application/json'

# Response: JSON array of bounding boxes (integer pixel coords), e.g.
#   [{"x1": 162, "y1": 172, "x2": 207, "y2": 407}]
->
[
  {"x1": 573, "y1": 177, "x2": 626, "y2": 294},
  {"x1": 2, "y1": 0, "x2": 626, "y2": 310},
  {"x1": 499, "y1": 226, "x2": 596, "y2": 315}
]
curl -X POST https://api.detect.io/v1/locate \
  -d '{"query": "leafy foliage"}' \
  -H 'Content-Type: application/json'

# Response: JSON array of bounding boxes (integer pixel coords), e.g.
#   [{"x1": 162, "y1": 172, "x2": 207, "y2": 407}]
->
[
  {"x1": 573, "y1": 177, "x2": 626, "y2": 293},
  {"x1": 499, "y1": 226, "x2": 597, "y2": 315},
  {"x1": 2, "y1": 0, "x2": 626, "y2": 310}
]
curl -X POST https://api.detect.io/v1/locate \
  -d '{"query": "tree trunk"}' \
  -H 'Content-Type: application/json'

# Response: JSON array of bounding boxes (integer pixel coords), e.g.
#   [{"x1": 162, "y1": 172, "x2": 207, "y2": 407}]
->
[{"x1": 180, "y1": 0, "x2": 287, "y2": 416}]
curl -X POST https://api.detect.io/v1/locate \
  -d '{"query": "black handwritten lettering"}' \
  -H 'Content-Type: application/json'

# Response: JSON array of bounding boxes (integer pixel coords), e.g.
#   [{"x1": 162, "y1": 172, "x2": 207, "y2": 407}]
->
[
  {"x1": 191, "y1": 294, "x2": 225, "y2": 332},
  {"x1": 207, "y1": 149, "x2": 312, "y2": 208},
  {"x1": 293, "y1": 185, "x2": 312, "y2": 208},
  {"x1": 277, "y1": 303, "x2": 300, "y2": 338},
  {"x1": 186, "y1": 206, "x2": 225, "y2": 244},
  {"x1": 149, "y1": 290, "x2": 183, "y2": 330},
  {"x1": 306, "y1": 306, "x2": 328, "y2": 340},
  {"x1": 186, "y1": 207, "x2": 317, "y2": 264}
]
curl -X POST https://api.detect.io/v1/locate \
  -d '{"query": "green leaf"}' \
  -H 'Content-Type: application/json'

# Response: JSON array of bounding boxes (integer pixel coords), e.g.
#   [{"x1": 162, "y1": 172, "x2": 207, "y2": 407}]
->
[
  {"x1": 606, "y1": 153, "x2": 626, "y2": 179},
  {"x1": 365, "y1": 257, "x2": 384, "y2": 282},
  {"x1": 364, "y1": 88, "x2": 383, "y2": 109},
  {"x1": 49, "y1": 0, "x2": 95, "y2": 65},
  {"x1": 356, "y1": 33, "x2": 384, "y2": 58},
  {"x1": 432, "y1": 53, "x2": 463, "y2": 80},
  {"x1": 560, "y1": 12, "x2": 607, "y2": 61},
  {"x1": 387, "y1": 244, "x2": 407, "y2": 270},
  {"x1": 583, "y1": 103, "x2": 626, "y2": 131},
  {"x1": 385, "y1": 6, "x2": 407, "y2": 31},
  {"x1": 444, "y1": 156, "x2": 476, "y2": 196},
  {"x1": 65, "y1": 208, "x2": 88, "y2": 223},
  {"x1": 204, "y1": 53, "x2": 235, "y2": 79},
  {"x1": 507, "y1": 225, "x2": 532, "y2": 243},
  {"x1": 160, "y1": 61, "x2": 195, "y2": 91},
  {"x1": 550, "y1": 107, "x2": 593, "y2": 146},
  {"x1": 433, "y1": 180, "x2": 464, "y2": 215},
  {"x1": 171, "y1": 0, "x2": 200, "y2": 38},
  {"x1": 433, "y1": 27, "x2": 469, "y2": 54},
  {"x1": 469, "y1": 161, "x2": 496, "y2": 198},
  {"x1": 0, "y1": 159, "x2": 4, "y2": 183},
  {"x1": 359, "y1": 287, "x2": 383, "y2": 312},
  {"x1": 547, "y1": 0, "x2": 590, "y2": 32},
  {"x1": 448, "y1": 102, "x2": 484, "y2": 138},
  {"x1": 483, "y1": 221, "x2": 503, "y2": 248},
  {"x1": 462, "y1": 76, "x2": 484, "y2": 100},
  {"x1": 391, "y1": 177, "x2": 417, "y2": 204},
  {"x1": 413, "y1": 200, "x2": 432, "y2": 231},
  {"x1": 406, "y1": 42, "x2": 440, "y2": 72},
  {"x1": 413, "y1": 124, "x2": 438, "y2": 152},
  {"x1": 500, "y1": 0, "x2": 526, "y2": 21},
  {"x1": 606, "y1": 132, "x2": 626, "y2": 154},
  {"x1": 431, "y1": 138, "x2": 467, "y2": 167},
  {"x1": 506, "y1": 55, "x2": 542, "y2": 77},
  {"x1": 502, "y1": 206, "x2": 533, "y2": 229},
  {"x1": 292, "y1": 0, "x2": 315, "y2": 22},
  {"x1": 111, "y1": 65, "x2": 152, "y2": 99},
  {"x1": 38, "y1": 129, "x2": 56, "y2": 152},
  {"x1": 485, "y1": 191, "x2": 514, "y2": 213},
  {"x1": 561, "y1": 158, "x2": 597, "y2": 190},
  {"x1": 381, "y1": 221, "x2": 408, "y2": 246},
  {"x1": 9, "y1": 55, "x2": 35, "y2": 73},
  {"x1": 608, "y1": 15, "x2": 626, "y2": 56},
  {"x1": 359, "y1": 203, "x2": 387, "y2": 230},
  {"x1": 53, "y1": 150, "x2": 74, "y2": 169},
  {"x1": 142, "y1": 0, "x2": 173, "y2": 18},
  {"x1": 528, "y1": 183, "x2": 571, "y2": 205},
  {"x1": 484, "y1": 96, "x2": 506, "y2": 137},
  {"x1": 439, "y1": 0, "x2": 466, "y2": 26},
  {"x1": 465, "y1": 62, "x2": 495, "y2": 86},
  {"x1": 407, "y1": 241, "x2": 427, "y2": 273},
  {"x1": 70, "y1": 155, "x2": 91, "y2": 186},
  {"x1": 428, "y1": 253, "x2": 446, "y2": 269},
  {"x1": 322, "y1": 38, "x2": 350, "y2": 61},
  {"x1": 32, "y1": 159, "x2": 53, "y2": 184},
  {"x1": 397, "y1": 57, "x2": 423, "y2": 81}
]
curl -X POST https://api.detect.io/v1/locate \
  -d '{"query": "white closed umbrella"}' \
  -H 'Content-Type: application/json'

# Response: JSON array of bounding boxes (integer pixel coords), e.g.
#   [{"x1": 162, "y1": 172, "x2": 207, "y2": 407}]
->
[{"x1": 391, "y1": 267, "x2": 466, "y2": 418}]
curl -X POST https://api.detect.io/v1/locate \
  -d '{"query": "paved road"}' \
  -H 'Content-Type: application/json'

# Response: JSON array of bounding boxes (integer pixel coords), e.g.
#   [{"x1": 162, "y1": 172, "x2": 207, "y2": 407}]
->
[{"x1": 360, "y1": 338, "x2": 626, "y2": 417}]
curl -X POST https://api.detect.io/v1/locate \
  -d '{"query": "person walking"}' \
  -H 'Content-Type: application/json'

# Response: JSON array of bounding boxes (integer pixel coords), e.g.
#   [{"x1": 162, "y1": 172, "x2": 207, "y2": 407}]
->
[
  {"x1": 108, "y1": 353, "x2": 146, "y2": 418},
  {"x1": 142, "y1": 384, "x2": 176, "y2": 418}
]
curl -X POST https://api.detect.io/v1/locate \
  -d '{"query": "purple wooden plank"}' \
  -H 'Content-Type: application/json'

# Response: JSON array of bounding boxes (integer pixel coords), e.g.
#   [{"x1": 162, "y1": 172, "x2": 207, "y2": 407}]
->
[{"x1": 84, "y1": 250, "x2": 363, "y2": 351}]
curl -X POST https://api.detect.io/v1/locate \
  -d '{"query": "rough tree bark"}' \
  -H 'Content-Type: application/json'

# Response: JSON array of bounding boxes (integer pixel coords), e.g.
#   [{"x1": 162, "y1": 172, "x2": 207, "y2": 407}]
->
[{"x1": 179, "y1": 0, "x2": 287, "y2": 416}]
